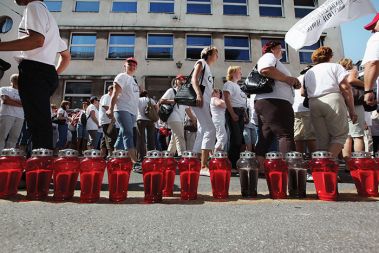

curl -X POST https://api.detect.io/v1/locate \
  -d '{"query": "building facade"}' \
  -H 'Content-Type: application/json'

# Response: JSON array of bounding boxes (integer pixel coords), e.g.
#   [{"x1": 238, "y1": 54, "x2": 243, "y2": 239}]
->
[{"x1": 0, "y1": 0, "x2": 344, "y2": 108}]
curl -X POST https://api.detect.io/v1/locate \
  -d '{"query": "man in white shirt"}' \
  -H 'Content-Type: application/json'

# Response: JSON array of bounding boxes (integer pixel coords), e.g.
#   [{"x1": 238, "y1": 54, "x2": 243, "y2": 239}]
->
[
  {"x1": 99, "y1": 86, "x2": 117, "y2": 157},
  {"x1": 0, "y1": 0, "x2": 71, "y2": 150},
  {"x1": 86, "y1": 96, "x2": 100, "y2": 149},
  {"x1": 0, "y1": 74, "x2": 24, "y2": 150},
  {"x1": 363, "y1": 13, "x2": 379, "y2": 106}
]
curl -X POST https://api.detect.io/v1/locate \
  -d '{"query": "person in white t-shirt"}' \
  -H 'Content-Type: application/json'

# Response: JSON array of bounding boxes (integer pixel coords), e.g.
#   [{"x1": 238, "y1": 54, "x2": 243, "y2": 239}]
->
[
  {"x1": 160, "y1": 74, "x2": 192, "y2": 156},
  {"x1": 243, "y1": 96, "x2": 258, "y2": 152},
  {"x1": 136, "y1": 90, "x2": 157, "y2": 160},
  {"x1": 210, "y1": 89, "x2": 227, "y2": 152},
  {"x1": 223, "y1": 66, "x2": 247, "y2": 169},
  {"x1": 0, "y1": 0, "x2": 71, "y2": 150},
  {"x1": 303, "y1": 47, "x2": 356, "y2": 158},
  {"x1": 191, "y1": 47, "x2": 218, "y2": 176},
  {"x1": 362, "y1": 13, "x2": 379, "y2": 106},
  {"x1": 99, "y1": 85, "x2": 117, "y2": 157},
  {"x1": 107, "y1": 57, "x2": 140, "y2": 163},
  {"x1": 254, "y1": 41, "x2": 301, "y2": 167},
  {"x1": 0, "y1": 74, "x2": 24, "y2": 150},
  {"x1": 86, "y1": 96, "x2": 101, "y2": 149},
  {"x1": 56, "y1": 100, "x2": 70, "y2": 149}
]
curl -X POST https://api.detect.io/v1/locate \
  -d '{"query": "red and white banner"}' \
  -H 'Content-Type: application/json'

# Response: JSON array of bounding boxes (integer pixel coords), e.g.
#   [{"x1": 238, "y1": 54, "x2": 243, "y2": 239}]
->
[{"x1": 285, "y1": 0, "x2": 376, "y2": 50}]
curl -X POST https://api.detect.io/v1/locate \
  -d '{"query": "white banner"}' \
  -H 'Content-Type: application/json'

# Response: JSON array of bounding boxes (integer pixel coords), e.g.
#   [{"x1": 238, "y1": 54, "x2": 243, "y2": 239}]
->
[{"x1": 285, "y1": 0, "x2": 376, "y2": 50}]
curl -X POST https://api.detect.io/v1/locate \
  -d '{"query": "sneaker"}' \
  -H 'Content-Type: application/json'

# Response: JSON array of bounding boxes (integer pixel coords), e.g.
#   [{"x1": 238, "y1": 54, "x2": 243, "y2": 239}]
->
[
  {"x1": 306, "y1": 173, "x2": 313, "y2": 182},
  {"x1": 133, "y1": 163, "x2": 143, "y2": 174},
  {"x1": 200, "y1": 168, "x2": 210, "y2": 177}
]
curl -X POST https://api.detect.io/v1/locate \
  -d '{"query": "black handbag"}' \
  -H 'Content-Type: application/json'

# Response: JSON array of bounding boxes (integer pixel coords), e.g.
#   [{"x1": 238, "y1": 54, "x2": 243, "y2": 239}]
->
[
  {"x1": 241, "y1": 64, "x2": 275, "y2": 94},
  {"x1": 174, "y1": 63, "x2": 205, "y2": 106},
  {"x1": 158, "y1": 88, "x2": 176, "y2": 122}
]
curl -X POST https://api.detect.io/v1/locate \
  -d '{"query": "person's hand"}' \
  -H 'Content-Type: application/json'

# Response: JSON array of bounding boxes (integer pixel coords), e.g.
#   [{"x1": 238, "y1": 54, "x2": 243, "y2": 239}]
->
[
  {"x1": 349, "y1": 110, "x2": 358, "y2": 124},
  {"x1": 106, "y1": 109, "x2": 114, "y2": 119},
  {"x1": 231, "y1": 113, "x2": 239, "y2": 122},
  {"x1": 196, "y1": 94, "x2": 203, "y2": 108},
  {"x1": 293, "y1": 79, "x2": 302, "y2": 89},
  {"x1": 364, "y1": 92, "x2": 376, "y2": 106}
]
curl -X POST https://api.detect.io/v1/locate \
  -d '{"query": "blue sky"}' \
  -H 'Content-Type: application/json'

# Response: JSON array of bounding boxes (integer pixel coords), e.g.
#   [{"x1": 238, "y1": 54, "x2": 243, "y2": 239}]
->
[{"x1": 341, "y1": 0, "x2": 379, "y2": 63}]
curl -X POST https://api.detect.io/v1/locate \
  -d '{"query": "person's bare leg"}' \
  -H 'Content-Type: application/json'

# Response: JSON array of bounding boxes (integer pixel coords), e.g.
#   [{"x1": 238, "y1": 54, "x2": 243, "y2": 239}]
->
[
  {"x1": 245, "y1": 144, "x2": 252, "y2": 152},
  {"x1": 353, "y1": 137, "x2": 365, "y2": 152},
  {"x1": 257, "y1": 155, "x2": 265, "y2": 174},
  {"x1": 128, "y1": 148, "x2": 138, "y2": 164},
  {"x1": 329, "y1": 143, "x2": 344, "y2": 159},
  {"x1": 342, "y1": 137, "x2": 352, "y2": 170},
  {"x1": 295, "y1": 140, "x2": 305, "y2": 153},
  {"x1": 306, "y1": 140, "x2": 317, "y2": 153}
]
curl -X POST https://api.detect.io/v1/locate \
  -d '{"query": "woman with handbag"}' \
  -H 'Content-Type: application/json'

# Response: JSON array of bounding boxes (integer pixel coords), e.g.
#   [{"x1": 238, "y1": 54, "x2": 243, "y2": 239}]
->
[
  {"x1": 107, "y1": 57, "x2": 140, "y2": 163},
  {"x1": 160, "y1": 74, "x2": 192, "y2": 157},
  {"x1": 303, "y1": 47, "x2": 357, "y2": 158},
  {"x1": 254, "y1": 40, "x2": 301, "y2": 167},
  {"x1": 191, "y1": 46, "x2": 218, "y2": 176},
  {"x1": 223, "y1": 66, "x2": 248, "y2": 169},
  {"x1": 339, "y1": 58, "x2": 366, "y2": 169}
]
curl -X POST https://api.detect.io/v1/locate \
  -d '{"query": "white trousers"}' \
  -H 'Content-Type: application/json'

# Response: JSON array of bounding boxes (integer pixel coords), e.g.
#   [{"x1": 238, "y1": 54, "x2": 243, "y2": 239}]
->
[
  {"x1": 192, "y1": 103, "x2": 216, "y2": 153},
  {"x1": 167, "y1": 121, "x2": 186, "y2": 156},
  {"x1": 0, "y1": 115, "x2": 24, "y2": 150},
  {"x1": 213, "y1": 120, "x2": 227, "y2": 150}
]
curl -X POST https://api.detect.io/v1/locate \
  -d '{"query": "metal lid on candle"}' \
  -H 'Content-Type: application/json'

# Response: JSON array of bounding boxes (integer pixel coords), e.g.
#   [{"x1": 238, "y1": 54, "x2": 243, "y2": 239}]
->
[
  {"x1": 148, "y1": 150, "x2": 162, "y2": 158},
  {"x1": 112, "y1": 150, "x2": 129, "y2": 158},
  {"x1": 182, "y1": 151, "x2": 198, "y2": 158},
  {"x1": 311, "y1": 151, "x2": 333, "y2": 159},
  {"x1": 162, "y1": 151, "x2": 174, "y2": 158},
  {"x1": 58, "y1": 149, "x2": 79, "y2": 157},
  {"x1": 266, "y1": 152, "x2": 283, "y2": 159},
  {"x1": 83, "y1": 149, "x2": 102, "y2": 158},
  {"x1": 351, "y1": 151, "x2": 371, "y2": 159},
  {"x1": 240, "y1": 151, "x2": 256, "y2": 159},
  {"x1": 1, "y1": 148, "x2": 24, "y2": 157},
  {"x1": 212, "y1": 151, "x2": 228, "y2": 158},
  {"x1": 31, "y1": 148, "x2": 53, "y2": 157},
  {"x1": 285, "y1": 151, "x2": 303, "y2": 159}
]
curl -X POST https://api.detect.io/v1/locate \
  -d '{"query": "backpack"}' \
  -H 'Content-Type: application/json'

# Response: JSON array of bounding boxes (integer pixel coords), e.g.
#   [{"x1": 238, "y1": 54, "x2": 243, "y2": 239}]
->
[
  {"x1": 144, "y1": 98, "x2": 159, "y2": 122},
  {"x1": 158, "y1": 88, "x2": 177, "y2": 122},
  {"x1": 79, "y1": 111, "x2": 88, "y2": 126}
]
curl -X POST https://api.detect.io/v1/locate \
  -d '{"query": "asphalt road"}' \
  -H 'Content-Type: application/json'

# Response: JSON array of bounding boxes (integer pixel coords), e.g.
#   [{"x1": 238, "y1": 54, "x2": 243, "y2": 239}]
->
[{"x1": 1, "y1": 170, "x2": 379, "y2": 253}]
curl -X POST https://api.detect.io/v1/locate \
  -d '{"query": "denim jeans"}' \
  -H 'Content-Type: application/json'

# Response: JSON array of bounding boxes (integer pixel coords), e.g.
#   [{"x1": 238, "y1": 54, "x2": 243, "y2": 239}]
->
[
  {"x1": 114, "y1": 111, "x2": 136, "y2": 150},
  {"x1": 56, "y1": 123, "x2": 68, "y2": 148}
]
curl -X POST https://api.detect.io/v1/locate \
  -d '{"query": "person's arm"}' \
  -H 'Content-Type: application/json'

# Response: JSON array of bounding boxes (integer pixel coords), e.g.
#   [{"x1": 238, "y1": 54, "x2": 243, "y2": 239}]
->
[
  {"x1": 213, "y1": 97, "x2": 226, "y2": 109},
  {"x1": 0, "y1": 30, "x2": 44, "y2": 51},
  {"x1": 160, "y1": 89, "x2": 175, "y2": 105},
  {"x1": 340, "y1": 78, "x2": 357, "y2": 123},
  {"x1": 106, "y1": 83, "x2": 121, "y2": 119},
  {"x1": 364, "y1": 61, "x2": 379, "y2": 105},
  {"x1": 90, "y1": 110, "x2": 100, "y2": 127},
  {"x1": 56, "y1": 50, "x2": 71, "y2": 75},
  {"x1": 185, "y1": 108, "x2": 197, "y2": 125},
  {"x1": 347, "y1": 69, "x2": 364, "y2": 88},
  {"x1": 0, "y1": 95, "x2": 23, "y2": 107},
  {"x1": 191, "y1": 62, "x2": 204, "y2": 107},
  {"x1": 260, "y1": 67, "x2": 301, "y2": 89},
  {"x1": 223, "y1": 91, "x2": 238, "y2": 122}
]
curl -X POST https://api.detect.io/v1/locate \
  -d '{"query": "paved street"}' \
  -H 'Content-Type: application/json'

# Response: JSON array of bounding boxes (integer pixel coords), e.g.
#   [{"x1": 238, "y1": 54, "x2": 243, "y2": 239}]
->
[{"x1": 1, "y1": 170, "x2": 379, "y2": 253}]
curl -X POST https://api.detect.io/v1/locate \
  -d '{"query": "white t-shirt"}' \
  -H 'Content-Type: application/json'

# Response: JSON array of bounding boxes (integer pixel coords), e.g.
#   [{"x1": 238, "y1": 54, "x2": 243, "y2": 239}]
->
[
  {"x1": 57, "y1": 108, "x2": 68, "y2": 123},
  {"x1": 210, "y1": 97, "x2": 226, "y2": 123},
  {"x1": 86, "y1": 104, "x2": 99, "y2": 131},
  {"x1": 292, "y1": 75, "x2": 309, "y2": 113},
  {"x1": 99, "y1": 93, "x2": 112, "y2": 125},
  {"x1": 114, "y1": 73, "x2": 140, "y2": 115},
  {"x1": 161, "y1": 88, "x2": 187, "y2": 123},
  {"x1": 362, "y1": 32, "x2": 379, "y2": 66},
  {"x1": 247, "y1": 96, "x2": 258, "y2": 126},
  {"x1": 17, "y1": 1, "x2": 67, "y2": 66},
  {"x1": 304, "y1": 63, "x2": 348, "y2": 98},
  {"x1": 195, "y1": 59, "x2": 213, "y2": 104},
  {"x1": 255, "y1": 53, "x2": 294, "y2": 104},
  {"x1": 137, "y1": 97, "x2": 156, "y2": 121},
  {"x1": 0, "y1": 87, "x2": 24, "y2": 119},
  {"x1": 223, "y1": 81, "x2": 247, "y2": 108}
]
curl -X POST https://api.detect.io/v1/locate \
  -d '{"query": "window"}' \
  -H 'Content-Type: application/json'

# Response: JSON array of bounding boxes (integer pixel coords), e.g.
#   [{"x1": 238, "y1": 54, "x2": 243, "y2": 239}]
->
[
  {"x1": 299, "y1": 40, "x2": 322, "y2": 64},
  {"x1": 261, "y1": 37, "x2": 288, "y2": 63},
  {"x1": 112, "y1": 1, "x2": 137, "y2": 12},
  {"x1": 186, "y1": 35, "x2": 212, "y2": 60},
  {"x1": 147, "y1": 34, "x2": 174, "y2": 59},
  {"x1": 108, "y1": 34, "x2": 135, "y2": 59},
  {"x1": 223, "y1": 0, "x2": 248, "y2": 15},
  {"x1": 64, "y1": 81, "x2": 92, "y2": 109},
  {"x1": 224, "y1": 36, "x2": 250, "y2": 61},
  {"x1": 294, "y1": 0, "x2": 316, "y2": 18},
  {"x1": 187, "y1": 0, "x2": 211, "y2": 14},
  {"x1": 70, "y1": 33, "x2": 97, "y2": 59},
  {"x1": 45, "y1": 0, "x2": 62, "y2": 12},
  {"x1": 75, "y1": 1, "x2": 99, "y2": 12},
  {"x1": 259, "y1": 0, "x2": 283, "y2": 17},
  {"x1": 149, "y1": 0, "x2": 174, "y2": 13}
]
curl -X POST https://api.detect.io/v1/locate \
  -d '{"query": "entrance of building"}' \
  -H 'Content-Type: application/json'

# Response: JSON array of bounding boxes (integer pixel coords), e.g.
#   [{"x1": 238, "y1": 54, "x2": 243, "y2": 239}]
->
[{"x1": 144, "y1": 76, "x2": 175, "y2": 101}]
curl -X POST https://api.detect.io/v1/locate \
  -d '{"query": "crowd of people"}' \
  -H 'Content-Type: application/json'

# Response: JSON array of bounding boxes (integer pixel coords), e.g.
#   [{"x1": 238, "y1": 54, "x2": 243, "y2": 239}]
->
[{"x1": 1, "y1": 1, "x2": 379, "y2": 180}]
